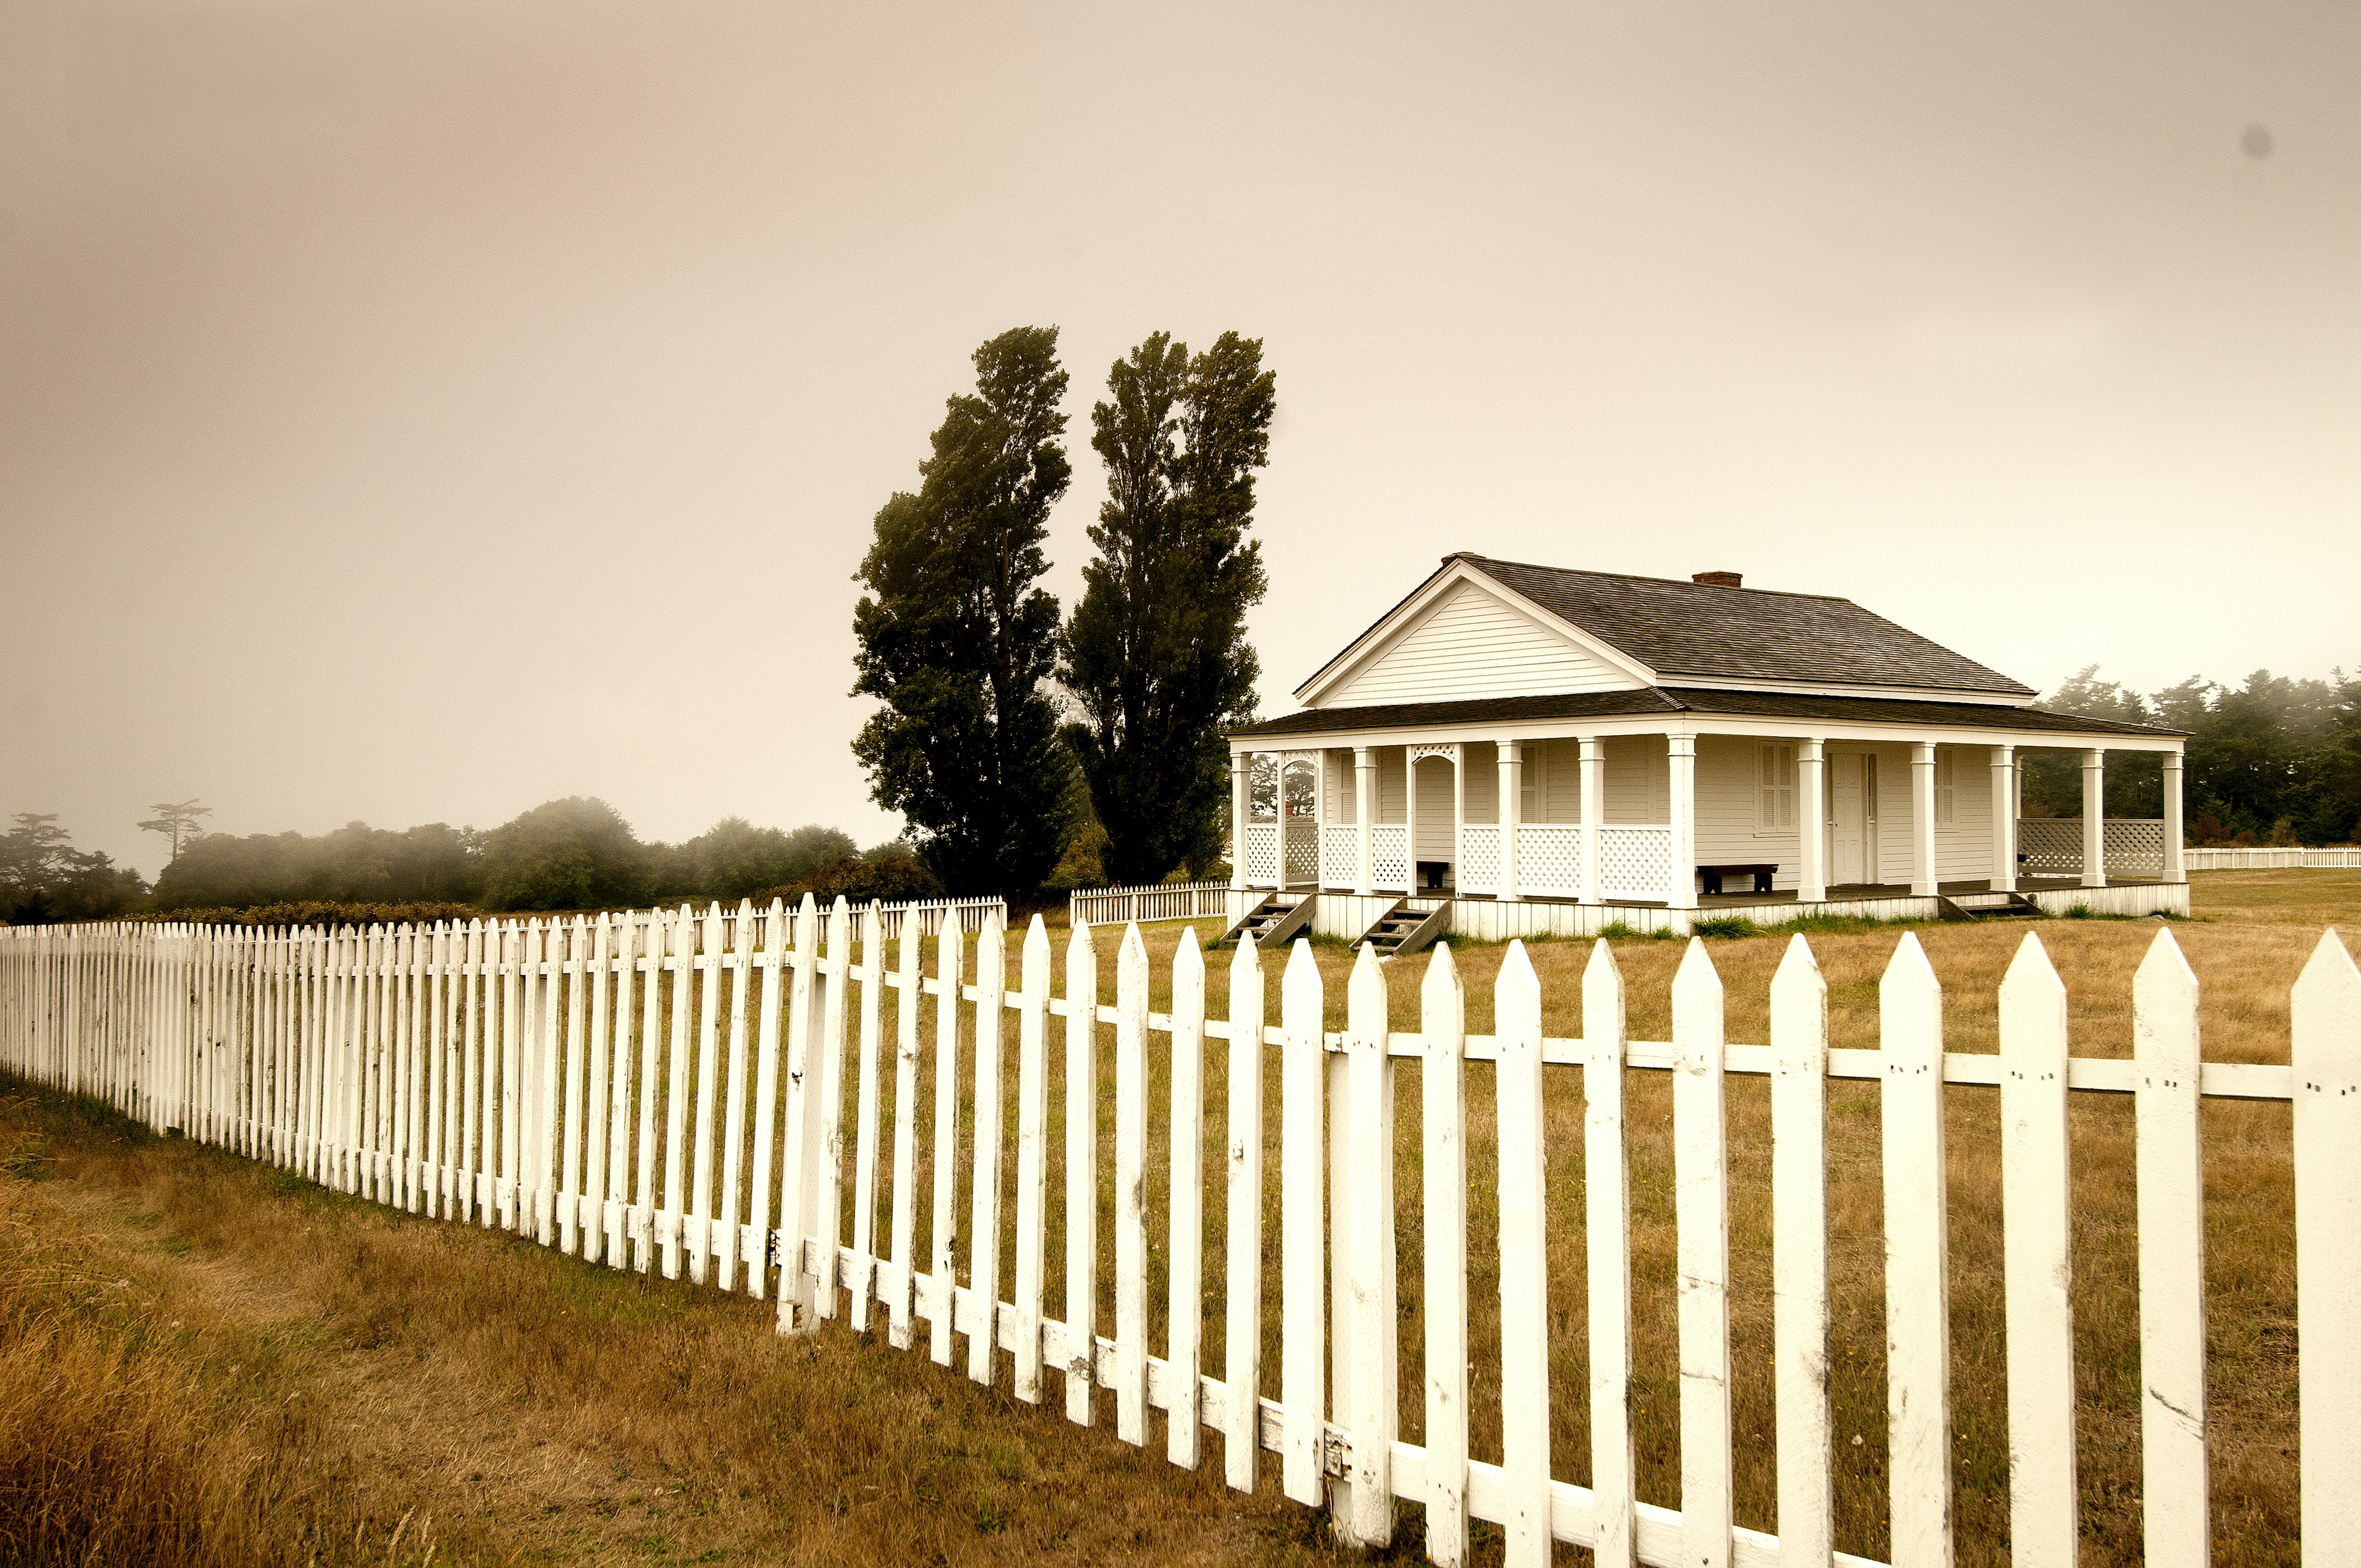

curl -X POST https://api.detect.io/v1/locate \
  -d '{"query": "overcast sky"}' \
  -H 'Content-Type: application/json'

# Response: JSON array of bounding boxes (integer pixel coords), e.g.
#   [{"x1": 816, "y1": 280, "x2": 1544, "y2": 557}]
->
[{"x1": 4, "y1": 1, "x2": 2355, "y2": 878}]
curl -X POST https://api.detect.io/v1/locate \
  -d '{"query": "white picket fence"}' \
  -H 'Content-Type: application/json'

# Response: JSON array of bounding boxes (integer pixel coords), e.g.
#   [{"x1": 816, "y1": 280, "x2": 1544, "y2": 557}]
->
[
  {"x1": 2186, "y1": 846, "x2": 2361, "y2": 870},
  {"x1": 1068, "y1": 879, "x2": 1232, "y2": 928},
  {"x1": 3, "y1": 902, "x2": 2357, "y2": 1566},
  {"x1": 859, "y1": 892, "x2": 1003, "y2": 940}
]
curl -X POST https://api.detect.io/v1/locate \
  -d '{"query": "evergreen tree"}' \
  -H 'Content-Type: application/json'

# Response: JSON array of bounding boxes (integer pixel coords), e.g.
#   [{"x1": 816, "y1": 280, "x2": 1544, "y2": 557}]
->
[
  {"x1": 852, "y1": 327, "x2": 1075, "y2": 897},
  {"x1": 1061, "y1": 331, "x2": 1273, "y2": 885}
]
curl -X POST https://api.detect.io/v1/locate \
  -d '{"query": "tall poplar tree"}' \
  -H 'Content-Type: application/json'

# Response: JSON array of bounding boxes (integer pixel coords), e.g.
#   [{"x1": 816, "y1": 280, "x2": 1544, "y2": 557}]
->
[
  {"x1": 1061, "y1": 331, "x2": 1274, "y2": 886},
  {"x1": 852, "y1": 327, "x2": 1075, "y2": 897}
]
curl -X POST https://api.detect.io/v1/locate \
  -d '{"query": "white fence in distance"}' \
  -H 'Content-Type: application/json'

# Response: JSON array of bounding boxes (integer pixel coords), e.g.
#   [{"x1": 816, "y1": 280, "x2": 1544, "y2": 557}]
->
[
  {"x1": 2186, "y1": 846, "x2": 2361, "y2": 870},
  {"x1": 1067, "y1": 880, "x2": 1232, "y2": 928},
  {"x1": 3, "y1": 902, "x2": 2357, "y2": 1566}
]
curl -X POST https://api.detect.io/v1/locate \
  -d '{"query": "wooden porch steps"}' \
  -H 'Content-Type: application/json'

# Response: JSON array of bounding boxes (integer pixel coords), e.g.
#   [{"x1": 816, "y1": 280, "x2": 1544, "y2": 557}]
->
[
  {"x1": 1936, "y1": 891, "x2": 2044, "y2": 923},
  {"x1": 1220, "y1": 891, "x2": 1319, "y2": 950},
  {"x1": 1356, "y1": 898, "x2": 1452, "y2": 961}
]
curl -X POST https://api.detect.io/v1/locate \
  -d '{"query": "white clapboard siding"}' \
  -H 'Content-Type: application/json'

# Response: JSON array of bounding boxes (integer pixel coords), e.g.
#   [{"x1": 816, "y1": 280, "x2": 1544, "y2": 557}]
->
[
  {"x1": 1320, "y1": 577, "x2": 1640, "y2": 706},
  {"x1": 5, "y1": 913, "x2": 2354, "y2": 1568}
]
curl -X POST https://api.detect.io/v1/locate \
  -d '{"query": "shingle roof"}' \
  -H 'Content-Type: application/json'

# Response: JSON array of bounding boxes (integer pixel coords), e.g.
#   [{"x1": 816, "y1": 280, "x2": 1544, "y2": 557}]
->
[
  {"x1": 1228, "y1": 686, "x2": 2182, "y2": 740},
  {"x1": 1455, "y1": 556, "x2": 2035, "y2": 696}
]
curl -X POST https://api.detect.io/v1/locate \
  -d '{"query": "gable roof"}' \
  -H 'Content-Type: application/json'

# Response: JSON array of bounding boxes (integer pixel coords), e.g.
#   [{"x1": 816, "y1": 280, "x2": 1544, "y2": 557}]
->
[{"x1": 1299, "y1": 554, "x2": 2035, "y2": 703}]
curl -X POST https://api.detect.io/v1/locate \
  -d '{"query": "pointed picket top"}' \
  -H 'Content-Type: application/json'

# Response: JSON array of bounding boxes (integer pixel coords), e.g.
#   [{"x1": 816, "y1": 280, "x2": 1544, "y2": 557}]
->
[
  {"x1": 1497, "y1": 938, "x2": 1541, "y2": 1038},
  {"x1": 1672, "y1": 937, "x2": 1723, "y2": 1071},
  {"x1": 1770, "y1": 933, "x2": 1826, "y2": 1076},
  {"x1": 1067, "y1": 915, "x2": 1096, "y2": 967},
  {"x1": 1999, "y1": 931, "x2": 2068, "y2": 1060},
  {"x1": 1228, "y1": 924, "x2": 1260, "y2": 989},
  {"x1": 1024, "y1": 911, "x2": 1052, "y2": 972},
  {"x1": 1421, "y1": 940, "x2": 1462, "y2": 1025},
  {"x1": 2134, "y1": 925, "x2": 2200, "y2": 1079},
  {"x1": 1282, "y1": 935, "x2": 1321, "y2": 1020},
  {"x1": 1120, "y1": 921, "x2": 1147, "y2": 967},
  {"x1": 1583, "y1": 937, "x2": 1626, "y2": 1057},
  {"x1": 1348, "y1": 940, "x2": 1386, "y2": 1036},
  {"x1": 1880, "y1": 929, "x2": 1945, "y2": 1068},
  {"x1": 1174, "y1": 920, "x2": 1204, "y2": 987},
  {"x1": 2293, "y1": 929, "x2": 2361, "y2": 1079}
]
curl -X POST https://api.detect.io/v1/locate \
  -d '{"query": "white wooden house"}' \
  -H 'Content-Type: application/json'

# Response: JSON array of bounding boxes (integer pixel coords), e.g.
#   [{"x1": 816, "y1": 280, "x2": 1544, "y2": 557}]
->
[{"x1": 1227, "y1": 554, "x2": 2187, "y2": 940}]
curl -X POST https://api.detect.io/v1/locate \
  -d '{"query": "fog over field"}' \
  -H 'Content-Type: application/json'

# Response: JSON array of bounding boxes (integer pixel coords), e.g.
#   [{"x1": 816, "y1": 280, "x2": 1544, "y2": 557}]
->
[{"x1": 3, "y1": 2, "x2": 2356, "y2": 877}]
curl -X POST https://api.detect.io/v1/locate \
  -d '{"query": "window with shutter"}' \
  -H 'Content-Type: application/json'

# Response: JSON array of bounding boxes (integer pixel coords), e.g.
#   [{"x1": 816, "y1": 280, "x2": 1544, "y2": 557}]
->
[{"x1": 1759, "y1": 743, "x2": 1798, "y2": 832}]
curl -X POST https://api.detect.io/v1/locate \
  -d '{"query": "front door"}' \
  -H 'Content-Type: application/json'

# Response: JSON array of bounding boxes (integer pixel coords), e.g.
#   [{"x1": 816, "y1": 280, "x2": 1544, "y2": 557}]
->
[{"x1": 1830, "y1": 753, "x2": 1881, "y2": 886}]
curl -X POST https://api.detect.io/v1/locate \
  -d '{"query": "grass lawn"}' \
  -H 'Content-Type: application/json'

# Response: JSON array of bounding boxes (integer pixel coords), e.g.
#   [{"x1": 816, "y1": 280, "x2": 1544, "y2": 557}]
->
[{"x1": 2, "y1": 869, "x2": 2353, "y2": 1566}]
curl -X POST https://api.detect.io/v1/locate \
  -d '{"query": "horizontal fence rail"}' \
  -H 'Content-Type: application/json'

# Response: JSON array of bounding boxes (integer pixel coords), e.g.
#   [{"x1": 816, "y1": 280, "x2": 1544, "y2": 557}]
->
[
  {"x1": 2, "y1": 902, "x2": 2355, "y2": 1566},
  {"x1": 2185, "y1": 846, "x2": 2361, "y2": 870}
]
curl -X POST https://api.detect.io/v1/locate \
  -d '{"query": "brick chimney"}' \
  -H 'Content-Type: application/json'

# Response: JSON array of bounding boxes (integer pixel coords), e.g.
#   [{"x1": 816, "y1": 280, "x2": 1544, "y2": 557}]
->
[{"x1": 1692, "y1": 570, "x2": 1743, "y2": 588}]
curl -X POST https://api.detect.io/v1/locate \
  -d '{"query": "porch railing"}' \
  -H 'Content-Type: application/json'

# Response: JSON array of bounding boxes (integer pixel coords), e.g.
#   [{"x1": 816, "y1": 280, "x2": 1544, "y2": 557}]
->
[
  {"x1": 1597, "y1": 824, "x2": 1674, "y2": 900},
  {"x1": 2017, "y1": 818, "x2": 2168, "y2": 879},
  {"x1": 1319, "y1": 824, "x2": 1359, "y2": 891}
]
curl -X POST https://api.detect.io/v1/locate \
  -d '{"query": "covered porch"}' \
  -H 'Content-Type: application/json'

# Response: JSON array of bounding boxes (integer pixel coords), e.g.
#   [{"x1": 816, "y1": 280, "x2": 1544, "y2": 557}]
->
[{"x1": 1228, "y1": 710, "x2": 2189, "y2": 935}]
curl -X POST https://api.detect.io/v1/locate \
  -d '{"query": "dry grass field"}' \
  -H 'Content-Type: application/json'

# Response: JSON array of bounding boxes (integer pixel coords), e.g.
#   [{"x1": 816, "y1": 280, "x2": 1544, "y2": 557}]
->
[{"x1": 3, "y1": 868, "x2": 2354, "y2": 1566}]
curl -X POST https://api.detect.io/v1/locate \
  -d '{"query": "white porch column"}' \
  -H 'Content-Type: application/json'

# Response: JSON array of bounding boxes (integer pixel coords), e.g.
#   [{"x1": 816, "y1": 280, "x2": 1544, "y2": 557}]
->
[
  {"x1": 1452, "y1": 748, "x2": 1467, "y2": 894},
  {"x1": 1497, "y1": 738, "x2": 1522, "y2": 902},
  {"x1": 1404, "y1": 753, "x2": 1418, "y2": 892},
  {"x1": 1580, "y1": 738, "x2": 1604, "y2": 904},
  {"x1": 1230, "y1": 751, "x2": 1251, "y2": 890},
  {"x1": 1910, "y1": 741, "x2": 1939, "y2": 897},
  {"x1": 1798, "y1": 738, "x2": 1827, "y2": 904},
  {"x1": 1667, "y1": 733, "x2": 1698, "y2": 910},
  {"x1": 1353, "y1": 747, "x2": 1375, "y2": 897},
  {"x1": 2162, "y1": 746, "x2": 2186, "y2": 881},
  {"x1": 1989, "y1": 744, "x2": 2017, "y2": 893},
  {"x1": 2081, "y1": 748, "x2": 2108, "y2": 888}
]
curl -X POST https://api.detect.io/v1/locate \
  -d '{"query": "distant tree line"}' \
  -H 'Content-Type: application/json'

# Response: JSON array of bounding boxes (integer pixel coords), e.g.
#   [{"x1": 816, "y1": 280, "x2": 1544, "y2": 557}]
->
[
  {"x1": 852, "y1": 325, "x2": 1272, "y2": 899},
  {"x1": 0, "y1": 799, "x2": 934, "y2": 926},
  {"x1": 2025, "y1": 665, "x2": 2361, "y2": 845}
]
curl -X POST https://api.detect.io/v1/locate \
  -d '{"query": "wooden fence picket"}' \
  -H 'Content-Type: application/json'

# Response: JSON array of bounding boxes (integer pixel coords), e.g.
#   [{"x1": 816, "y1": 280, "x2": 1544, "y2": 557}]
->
[
  {"x1": 1223, "y1": 931, "x2": 1265, "y2": 1493},
  {"x1": 2133, "y1": 928, "x2": 2208, "y2": 1568},
  {"x1": 561, "y1": 915, "x2": 590, "y2": 1253},
  {"x1": 687, "y1": 905, "x2": 724, "y2": 1283},
  {"x1": 1064, "y1": 921, "x2": 1099, "y2": 1425},
  {"x1": 746, "y1": 899, "x2": 788, "y2": 1302},
  {"x1": 965, "y1": 909, "x2": 1005, "y2": 1366},
  {"x1": 1011, "y1": 915, "x2": 1053, "y2": 1402},
  {"x1": 1880, "y1": 932, "x2": 1953, "y2": 1568},
  {"x1": 848, "y1": 902, "x2": 888, "y2": 1331},
  {"x1": 1770, "y1": 935, "x2": 1833, "y2": 1568},
  {"x1": 2292, "y1": 929, "x2": 2361, "y2": 1559},
  {"x1": 583, "y1": 915, "x2": 612, "y2": 1262},
  {"x1": 1113, "y1": 923, "x2": 1150, "y2": 1444},
  {"x1": 1999, "y1": 934, "x2": 2077, "y2": 1564},
  {"x1": 815, "y1": 898, "x2": 854, "y2": 1321},
  {"x1": 1419, "y1": 940, "x2": 1469, "y2": 1564},
  {"x1": 887, "y1": 917, "x2": 922, "y2": 1349},
  {"x1": 926, "y1": 912, "x2": 960, "y2": 1362},
  {"x1": 777, "y1": 894, "x2": 823, "y2": 1330},
  {"x1": 1495, "y1": 939, "x2": 1550, "y2": 1567},
  {"x1": 1583, "y1": 937, "x2": 1637, "y2": 1568},
  {"x1": 1339, "y1": 942, "x2": 1396, "y2": 1548},
  {"x1": 1279, "y1": 937, "x2": 1325, "y2": 1508},
  {"x1": 1166, "y1": 926, "x2": 1207, "y2": 1466},
  {"x1": 1673, "y1": 938, "x2": 1734, "y2": 1568},
  {"x1": 716, "y1": 901, "x2": 755, "y2": 1290}
]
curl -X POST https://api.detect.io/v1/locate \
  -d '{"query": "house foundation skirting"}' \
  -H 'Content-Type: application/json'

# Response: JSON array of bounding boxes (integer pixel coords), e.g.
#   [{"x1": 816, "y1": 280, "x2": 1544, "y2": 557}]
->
[{"x1": 1225, "y1": 881, "x2": 2191, "y2": 942}]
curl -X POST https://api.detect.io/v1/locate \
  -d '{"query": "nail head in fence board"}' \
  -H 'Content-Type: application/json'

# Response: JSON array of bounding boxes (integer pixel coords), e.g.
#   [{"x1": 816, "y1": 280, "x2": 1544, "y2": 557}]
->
[
  {"x1": 662, "y1": 907, "x2": 695, "y2": 1280},
  {"x1": 1422, "y1": 942, "x2": 1471, "y2": 1566},
  {"x1": 1770, "y1": 935, "x2": 1834, "y2": 1568},
  {"x1": 1584, "y1": 938, "x2": 1639, "y2": 1568},
  {"x1": 1013, "y1": 915, "x2": 1053, "y2": 1401},
  {"x1": 1167, "y1": 926, "x2": 1208, "y2": 1464},
  {"x1": 1064, "y1": 921, "x2": 1100, "y2": 1425},
  {"x1": 818, "y1": 897, "x2": 855, "y2": 1322},
  {"x1": 928, "y1": 913, "x2": 962, "y2": 1364},
  {"x1": 1496, "y1": 940, "x2": 1551, "y2": 1568},
  {"x1": 1280, "y1": 937, "x2": 1327, "y2": 1506},
  {"x1": 2292, "y1": 929, "x2": 2361, "y2": 1559},
  {"x1": 1341, "y1": 942, "x2": 1396, "y2": 1547},
  {"x1": 2130, "y1": 924, "x2": 2213, "y2": 1568},
  {"x1": 717, "y1": 901, "x2": 756, "y2": 1290},
  {"x1": 1224, "y1": 931, "x2": 1266, "y2": 1491},
  {"x1": 1673, "y1": 938, "x2": 1735, "y2": 1568},
  {"x1": 1113, "y1": 923, "x2": 1151, "y2": 1444},
  {"x1": 966, "y1": 908, "x2": 1005, "y2": 1369},
  {"x1": 887, "y1": 919, "x2": 923, "y2": 1351},
  {"x1": 849, "y1": 902, "x2": 888, "y2": 1331},
  {"x1": 1880, "y1": 931, "x2": 1953, "y2": 1568},
  {"x1": 1999, "y1": 934, "x2": 2078, "y2": 1564}
]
